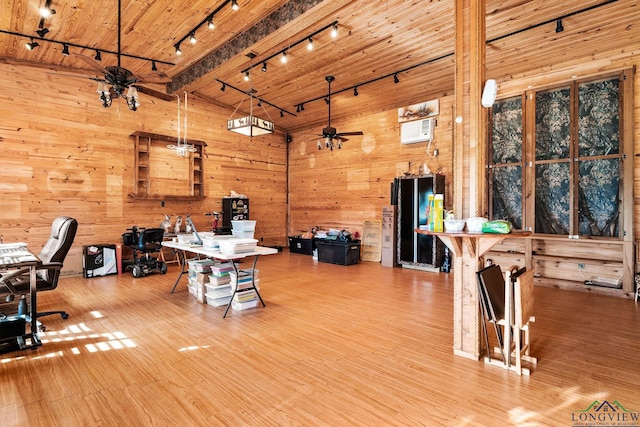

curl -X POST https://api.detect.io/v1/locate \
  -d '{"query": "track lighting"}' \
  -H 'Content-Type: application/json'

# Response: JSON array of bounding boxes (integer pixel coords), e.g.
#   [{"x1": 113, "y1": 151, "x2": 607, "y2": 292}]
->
[
  {"x1": 189, "y1": 32, "x2": 197, "y2": 44},
  {"x1": 393, "y1": 74, "x2": 400, "y2": 84},
  {"x1": 207, "y1": 16, "x2": 215, "y2": 29},
  {"x1": 238, "y1": 21, "x2": 340, "y2": 76},
  {"x1": 35, "y1": 28, "x2": 49, "y2": 38},
  {"x1": 231, "y1": 0, "x2": 239, "y2": 11},
  {"x1": 220, "y1": 83, "x2": 226, "y2": 92},
  {"x1": 353, "y1": 87, "x2": 358, "y2": 96},
  {"x1": 331, "y1": 24, "x2": 338, "y2": 38},
  {"x1": 94, "y1": 50, "x2": 102, "y2": 61},
  {"x1": 300, "y1": 104, "x2": 304, "y2": 111},
  {"x1": 25, "y1": 38, "x2": 39, "y2": 50},
  {"x1": 324, "y1": 97, "x2": 330, "y2": 105},
  {"x1": 151, "y1": 60, "x2": 157, "y2": 71},
  {"x1": 174, "y1": 43, "x2": 182, "y2": 55},
  {"x1": 61, "y1": 43, "x2": 69, "y2": 56},
  {"x1": 280, "y1": 110, "x2": 284, "y2": 117},
  {"x1": 257, "y1": 99, "x2": 262, "y2": 107},
  {"x1": 296, "y1": 104, "x2": 301, "y2": 113},
  {"x1": 39, "y1": 2, "x2": 56, "y2": 18},
  {"x1": 244, "y1": 71, "x2": 250, "y2": 81},
  {"x1": 555, "y1": 19, "x2": 564, "y2": 33}
]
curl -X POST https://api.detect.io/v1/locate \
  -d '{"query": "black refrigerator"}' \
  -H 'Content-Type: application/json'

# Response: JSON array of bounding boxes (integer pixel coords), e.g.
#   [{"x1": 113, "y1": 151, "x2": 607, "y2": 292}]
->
[
  {"x1": 221, "y1": 197, "x2": 250, "y2": 230},
  {"x1": 396, "y1": 174, "x2": 445, "y2": 269}
]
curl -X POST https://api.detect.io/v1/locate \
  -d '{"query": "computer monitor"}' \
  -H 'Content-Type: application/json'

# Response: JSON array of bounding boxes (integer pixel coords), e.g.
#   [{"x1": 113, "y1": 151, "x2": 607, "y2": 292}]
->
[{"x1": 185, "y1": 216, "x2": 203, "y2": 246}]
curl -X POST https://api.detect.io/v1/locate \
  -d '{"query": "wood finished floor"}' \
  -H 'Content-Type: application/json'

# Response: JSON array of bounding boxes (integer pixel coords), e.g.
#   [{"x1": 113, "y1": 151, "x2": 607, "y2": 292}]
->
[{"x1": 1, "y1": 250, "x2": 639, "y2": 426}]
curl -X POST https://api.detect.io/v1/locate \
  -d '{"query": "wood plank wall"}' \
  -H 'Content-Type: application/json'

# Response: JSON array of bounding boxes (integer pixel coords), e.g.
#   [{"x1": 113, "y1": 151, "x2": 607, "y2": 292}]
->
[
  {"x1": 0, "y1": 62, "x2": 288, "y2": 266},
  {"x1": 3, "y1": 6, "x2": 640, "y2": 297},
  {"x1": 288, "y1": 96, "x2": 455, "y2": 238}
]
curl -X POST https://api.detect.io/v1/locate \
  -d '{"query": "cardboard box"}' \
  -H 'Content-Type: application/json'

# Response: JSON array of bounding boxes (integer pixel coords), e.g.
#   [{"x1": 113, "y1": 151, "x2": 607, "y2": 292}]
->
[
  {"x1": 196, "y1": 272, "x2": 210, "y2": 284},
  {"x1": 60, "y1": 249, "x2": 83, "y2": 277},
  {"x1": 83, "y1": 244, "x2": 118, "y2": 278}
]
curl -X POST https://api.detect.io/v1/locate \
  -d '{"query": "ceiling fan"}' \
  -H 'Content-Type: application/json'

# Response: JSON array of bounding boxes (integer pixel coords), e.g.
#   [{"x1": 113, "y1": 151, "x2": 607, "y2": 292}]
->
[
  {"x1": 73, "y1": 0, "x2": 172, "y2": 109},
  {"x1": 317, "y1": 75, "x2": 363, "y2": 150}
]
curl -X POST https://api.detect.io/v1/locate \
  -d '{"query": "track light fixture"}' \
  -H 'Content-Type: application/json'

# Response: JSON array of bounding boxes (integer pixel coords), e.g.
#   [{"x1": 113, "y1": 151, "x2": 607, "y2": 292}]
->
[
  {"x1": 555, "y1": 19, "x2": 564, "y2": 33},
  {"x1": 175, "y1": 0, "x2": 236, "y2": 56},
  {"x1": 220, "y1": 83, "x2": 226, "y2": 91},
  {"x1": 244, "y1": 70, "x2": 250, "y2": 81},
  {"x1": 331, "y1": 24, "x2": 338, "y2": 38},
  {"x1": 280, "y1": 110, "x2": 284, "y2": 117},
  {"x1": 25, "y1": 38, "x2": 39, "y2": 50},
  {"x1": 294, "y1": 52, "x2": 457, "y2": 112},
  {"x1": 35, "y1": 28, "x2": 49, "y2": 38},
  {"x1": 39, "y1": 1, "x2": 56, "y2": 18},
  {"x1": 151, "y1": 60, "x2": 157, "y2": 71},
  {"x1": 2, "y1": 29, "x2": 174, "y2": 72},
  {"x1": 296, "y1": 104, "x2": 300, "y2": 113},
  {"x1": 239, "y1": 21, "x2": 339, "y2": 75},
  {"x1": 174, "y1": 43, "x2": 182, "y2": 55}
]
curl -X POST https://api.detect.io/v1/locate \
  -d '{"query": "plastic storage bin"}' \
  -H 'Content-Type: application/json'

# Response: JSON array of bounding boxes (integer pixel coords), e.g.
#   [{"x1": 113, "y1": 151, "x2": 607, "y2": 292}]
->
[
  {"x1": 231, "y1": 220, "x2": 257, "y2": 231},
  {"x1": 316, "y1": 240, "x2": 361, "y2": 265},
  {"x1": 232, "y1": 229, "x2": 255, "y2": 239},
  {"x1": 288, "y1": 236, "x2": 314, "y2": 255}
]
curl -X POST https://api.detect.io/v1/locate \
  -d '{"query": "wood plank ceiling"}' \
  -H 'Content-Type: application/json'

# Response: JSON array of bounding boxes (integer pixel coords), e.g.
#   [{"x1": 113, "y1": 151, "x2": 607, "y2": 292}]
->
[{"x1": 0, "y1": 0, "x2": 635, "y2": 134}]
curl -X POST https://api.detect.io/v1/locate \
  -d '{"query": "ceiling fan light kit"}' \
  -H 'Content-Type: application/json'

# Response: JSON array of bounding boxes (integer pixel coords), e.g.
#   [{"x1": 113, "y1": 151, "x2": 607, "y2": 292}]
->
[{"x1": 316, "y1": 76, "x2": 364, "y2": 151}]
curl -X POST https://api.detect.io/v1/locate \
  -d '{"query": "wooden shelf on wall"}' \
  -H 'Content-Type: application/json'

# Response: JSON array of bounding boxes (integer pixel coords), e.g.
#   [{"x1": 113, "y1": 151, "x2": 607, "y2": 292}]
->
[{"x1": 130, "y1": 131, "x2": 207, "y2": 201}]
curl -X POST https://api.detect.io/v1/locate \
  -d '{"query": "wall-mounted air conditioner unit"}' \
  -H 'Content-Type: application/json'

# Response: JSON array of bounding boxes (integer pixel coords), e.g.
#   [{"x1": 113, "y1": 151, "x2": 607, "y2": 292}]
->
[{"x1": 400, "y1": 118, "x2": 435, "y2": 144}]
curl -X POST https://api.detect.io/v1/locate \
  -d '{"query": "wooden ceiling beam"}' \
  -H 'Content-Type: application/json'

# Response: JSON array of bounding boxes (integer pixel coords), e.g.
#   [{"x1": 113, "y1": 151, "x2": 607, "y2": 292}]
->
[{"x1": 168, "y1": 0, "x2": 324, "y2": 93}]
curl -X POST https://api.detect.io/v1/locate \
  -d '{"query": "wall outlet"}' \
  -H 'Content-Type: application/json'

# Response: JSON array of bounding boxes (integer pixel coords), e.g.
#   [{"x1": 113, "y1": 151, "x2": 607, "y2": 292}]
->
[{"x1": 578, "y1": 263, "x2": 585, "y2": 270}]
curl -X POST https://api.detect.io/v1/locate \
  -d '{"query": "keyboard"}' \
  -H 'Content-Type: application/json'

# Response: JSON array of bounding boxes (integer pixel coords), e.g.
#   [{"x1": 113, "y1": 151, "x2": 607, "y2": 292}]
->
[{"x1": 0, "y1": 243, "x2": 39, "y2": 266}]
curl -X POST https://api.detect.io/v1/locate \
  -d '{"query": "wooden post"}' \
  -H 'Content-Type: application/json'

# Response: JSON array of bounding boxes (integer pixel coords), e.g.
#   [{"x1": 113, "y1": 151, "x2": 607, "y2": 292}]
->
[{"x1": 453, "y1": 0, "x2": 487, "y2": 359}]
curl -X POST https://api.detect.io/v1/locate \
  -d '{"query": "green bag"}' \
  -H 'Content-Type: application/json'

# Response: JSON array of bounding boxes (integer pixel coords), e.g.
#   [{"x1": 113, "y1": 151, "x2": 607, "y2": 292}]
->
[{"x1": 481, "y1": 220, "x2": 512, "y2": 234}]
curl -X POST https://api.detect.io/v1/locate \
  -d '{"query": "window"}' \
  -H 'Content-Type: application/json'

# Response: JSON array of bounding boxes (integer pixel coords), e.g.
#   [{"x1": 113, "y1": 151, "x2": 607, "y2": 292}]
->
[{"x1": 487, "y1": 71, "x2": 629, "y2": 238}]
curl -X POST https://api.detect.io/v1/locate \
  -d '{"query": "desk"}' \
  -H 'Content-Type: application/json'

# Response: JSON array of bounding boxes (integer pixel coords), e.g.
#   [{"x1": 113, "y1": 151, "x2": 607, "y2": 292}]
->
[
  {"x1": 0, "y1": 243, "x2": 42, "y2": 350},
  {"x1": 415, "y1": 229, "x2": 531, "y2": 360},
  {"x1": 162, "y1": 241, "x2": 278, "y2": 317}
]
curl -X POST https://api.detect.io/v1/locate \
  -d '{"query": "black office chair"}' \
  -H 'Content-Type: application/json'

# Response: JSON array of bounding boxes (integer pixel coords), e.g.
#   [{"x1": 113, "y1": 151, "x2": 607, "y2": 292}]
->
[
  {"x1": 0, "y1": 216, "x2": 78, "y2": 320},
  {"x1": 123, "y1": 227, "x2": 167, "y2": 278}
]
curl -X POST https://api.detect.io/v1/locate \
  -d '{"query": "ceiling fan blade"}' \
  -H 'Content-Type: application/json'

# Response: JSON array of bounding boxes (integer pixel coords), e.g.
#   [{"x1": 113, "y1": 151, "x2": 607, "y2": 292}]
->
[
  {"x1": 136, "y1": 72, "x2": 172, "y2": 84},
  {"x1": 72, "y1": 53, "x2": 109, "y2": 75},
  {"x1": 133, "y1": 85, "x2": 175, "y2": 102},
  {"x1": 336, "y1": 131, "x2": 364, "y2": 137}
]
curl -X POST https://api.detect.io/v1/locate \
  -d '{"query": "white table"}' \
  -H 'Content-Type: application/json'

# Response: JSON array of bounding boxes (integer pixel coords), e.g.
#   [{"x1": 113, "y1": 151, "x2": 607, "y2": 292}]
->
[
  {"x1": 161, "y1": 241, "x2": 278, "y2": 317},
  {"x1": 0, "y1": 243, "x2": 42, "y2": 349}
]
